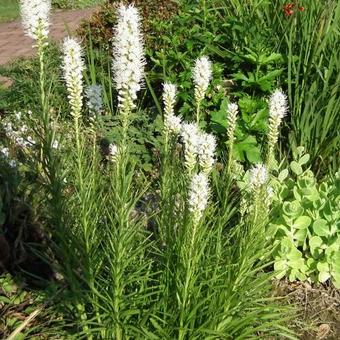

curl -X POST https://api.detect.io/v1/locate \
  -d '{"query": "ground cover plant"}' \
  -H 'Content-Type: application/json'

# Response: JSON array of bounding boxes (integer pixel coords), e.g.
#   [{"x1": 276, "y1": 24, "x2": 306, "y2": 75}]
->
[{"x1": 0, "y1": 0, "x2": 339, "y2": 338}]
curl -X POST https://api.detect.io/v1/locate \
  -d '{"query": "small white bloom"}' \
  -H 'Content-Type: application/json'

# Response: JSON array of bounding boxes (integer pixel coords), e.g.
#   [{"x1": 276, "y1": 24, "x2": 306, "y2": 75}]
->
[
  {"x1": 249, "y1": 164, "x2": 268, "y2": 189},
  {"x1": 62, "y1": 37, "x2": 85, "y2": 118},
  {"x1": 20, "y1": 0, "x2": 51, "y2": 41},
  {"x1": 26, "y1": 136, "x2": 35, "y2": 146},
  {"x1": 85, "y1": 84, "x2": 103, "y2": 114},
  {"x1": 52, "y1": 140, "x2": 59, "y2": 149},
  {"x1": 108, "y1": 143, "x2": 119, "y2": 162},
  {"x1": 269, "y1": 89, "x2": 287, "y2": 120},
  {"x1": 193, "y1": 56, "x2": 212, "y2": 103},
  {"x1": 0, "y1": 147, "x2": 9, "y2": 158},
  {"x1": 181, "y1": 122, "x2": 200, "y2": 173},
  {"x1": 188, "y1": 172, "x2": 210, "y2": 223},
  {"x1": 15, "y1": 111, "x2": 22, "y2": 120},
  {"x1": 197, "y1": 132, "x2": 216, "y2": 174},
  {"x1": 112, "y1": 4, "x2": 145, "y2": 111},
  {"x1": 227, "y1": 102, "x2": 238, "y2": 143},
  {"x1": 8, "y1": 160, "x2": 17, "y2": 168}
]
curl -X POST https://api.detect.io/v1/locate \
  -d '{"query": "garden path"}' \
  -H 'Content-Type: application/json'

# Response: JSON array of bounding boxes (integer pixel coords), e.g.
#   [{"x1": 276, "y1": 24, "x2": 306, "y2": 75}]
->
[{"x1": 0, "y1": 7, "x2": 96, "y2": 84}]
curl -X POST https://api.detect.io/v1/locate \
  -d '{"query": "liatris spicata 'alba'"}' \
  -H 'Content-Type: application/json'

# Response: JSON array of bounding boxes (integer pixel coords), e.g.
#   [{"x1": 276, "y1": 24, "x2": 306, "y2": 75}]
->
[
  {"x1": 112, "y1": 4, "x2": 145, "y2": 114},
  {"x1": 249, "y1": 164, "x2": 268, "y2": 191},
  {"x1": 108, "y1": 143, "x2": 119, "y2": 162},
  {"x1": 62, "y1": 37, "x2": 85, "y2": 120},
  {"x1": 181, "y1": 122, "x2": 200, "y2": 174},
  {"x1": 193, "y1": 56, "x2": 212, "y2": 124},
  {"x1": 188, "y1": 172, "x2": 210, "y2": 224},
  {"x1": 266, "y1": 89, "x2": 287, "y2": 169},
  {"x1": 226, "y1": 102, "x2": 238, "y2": 173},
  {"x1": 163, "y1": 82, "x2": 181, "y2": 135},
  {"x1": 248, "y1": 163, "x2": 269, "y2": 224},
  {"x1": 20, "y1": 0, "x2": 51, "y2": 42},
  {"x1": 197, "y1": 131, "x2": 216, "y2": 174}
]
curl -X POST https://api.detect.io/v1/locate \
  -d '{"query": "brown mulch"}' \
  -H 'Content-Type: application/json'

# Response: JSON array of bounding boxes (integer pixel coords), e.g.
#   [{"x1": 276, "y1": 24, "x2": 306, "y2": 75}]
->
[{"x1": 273, "y1": 280, "x2": 340, "y2": 339}]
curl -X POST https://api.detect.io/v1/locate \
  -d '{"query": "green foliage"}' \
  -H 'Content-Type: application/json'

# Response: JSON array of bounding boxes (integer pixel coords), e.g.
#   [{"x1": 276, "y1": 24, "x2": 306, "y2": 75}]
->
[
  {"x1": 0, "y1": 0, "x2": 19, "y2": 23},
  {"x1": 270, "y1": 147, "x2": 340, "y2": 287},
  {"x1": 0, "y1": 44, "x2": 68, "y2": 115},
  {"x1": 52, "y1": 0, "x2": 105, "y2": 9}
]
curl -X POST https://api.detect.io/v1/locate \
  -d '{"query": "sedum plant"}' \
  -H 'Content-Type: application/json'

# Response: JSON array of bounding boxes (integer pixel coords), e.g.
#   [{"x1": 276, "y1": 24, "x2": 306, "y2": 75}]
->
[{"x1": 269, "y1": 147, "x2": 340, "y2": 287}]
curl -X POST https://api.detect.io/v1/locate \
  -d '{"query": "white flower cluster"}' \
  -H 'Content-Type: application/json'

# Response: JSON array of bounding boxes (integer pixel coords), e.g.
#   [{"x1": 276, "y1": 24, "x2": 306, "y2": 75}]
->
[
  {"x1": 269, "y1": 89, "x2": 287, "y2": 121},
  {"x1": 227, "y1": 102, "x2": 238, "y2": 143},
  {"x1": 181, "y1": 123, "x2": 200, "y2": 173},
  {"x1": 62, "y1": 37, "x2": 85, "y2": 118},
  {"x1": 162, "y1": 82, "x2": 181, "y2": 135},
  {"x1": 85, "y1": 84, "x2": 103, "y2": 114},
  {"x1": 112, "y1": 4, "x2": 145, "y2": 112},
  {"x1": 249, "y1": 164, "x2": 268, "y2": 191},
  {"x1": 2, "y1": 112, "x2": 35, "y2": 148},
  {"x1": 188, "y1": 172, "x2": 210, "y2": 223},
  {"x1": 0, "y1": 147, "x2": 16, "y2": 168},
  {"x1": 181, "y1": 123, "x2": 216, "y2": 174},
  {"x1": 267, "y1": 89, "x2": 288, "y2": 166},
  {"x1": 20, "y1": 0, "x2": 51, "y2": 41},
  {"x1": 193, "y1": 56, "x2": 212, "y2": 103},
  {"x1": 197, "y1": 131, "x2": 216, "y2": 174}
]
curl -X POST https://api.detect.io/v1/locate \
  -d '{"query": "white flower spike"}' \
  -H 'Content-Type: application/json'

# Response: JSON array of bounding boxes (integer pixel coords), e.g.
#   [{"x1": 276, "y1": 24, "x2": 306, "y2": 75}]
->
[
  {"x1": 20, "y1": 0, "x2": 51, "y2": 41},
  {"x1": 198, "y1": 132, "x2": 216, "y2": 174},
  {"x1": 267, "y1": 89, "x2": 288, "y2": 167},
  {"x1": 193, "y1": 56, "x2": 212, "y2": 104},
  {"x1": 62, "y1": 37, "x2": 85, "y2": 118},
  {"x1": 249, "y1": 164, "x2": 268, "y2": 190},
  {"x1": 188, "y1": 172, "x2": 210, "y2": 223},
  {"x1": 163, "y1": 82, "x2": 181, "y2": 135},
  {"x1": 181, "y1": 122, "x2": 200, "y2": 173},
  {"x1": 112, "y1": 4, "x2": 145, "y2": 112}
]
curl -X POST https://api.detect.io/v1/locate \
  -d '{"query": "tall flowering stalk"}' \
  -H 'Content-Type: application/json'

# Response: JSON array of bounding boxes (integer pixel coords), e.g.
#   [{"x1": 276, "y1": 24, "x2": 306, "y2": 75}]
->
[
  {"x1": 62, "y1": 37, "x2": 85, "y2": 186},
  {"x1": 162, "y1": 82, "x2": 182, "y2": 153},
  {"x1": 226, "y1": 102, "x2": 239, "y2": 174},
  {"x1": 249, "y1": 163, "x2": 268, "y2": 225},
  {"x1": 266, "y1": 89, "x2": 287, "y2": 169},
  {"x1": 112, "y1": 4, "x2": 145, "y2": 141},
  {"x1": 20, "y1": 0, "x2": 51, "y2": 119},
  {"x1": 193, "y1": 56, "x2": 212, "y2": 125}
]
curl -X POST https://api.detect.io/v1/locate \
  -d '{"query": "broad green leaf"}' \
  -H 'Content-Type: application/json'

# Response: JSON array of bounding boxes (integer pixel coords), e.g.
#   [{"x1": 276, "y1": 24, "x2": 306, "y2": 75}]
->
[
  {"x1": 317, "y1": 261, "x2": 329, "y2": 274},
  {"x1": 298, "y1": 154, "x2": 310, "y2": 166},
  {"x1": 290, "y1": 161, "x2": 303, "y2": 175},
  {"x1": 331, "y1": 272, "x2": 340, "y2": 289},
  {"x1": 294, "y1": 229, "x2": 307, "y2": 243},
  {"x1": 292, "y1": 216, "x2": 311, "y2": 229},
  {"x1": 318, "y1": 271, "x2": 331, "y2": 283},
  {"x1": 313, "y1": 219, "x2": 329, "y2": 237},
  {"x1": 309, "y1": 236, "x2": 323, "y2": 257},
  {"x1": 278, "y1": 169, "x2": 289, "y2": 182}
]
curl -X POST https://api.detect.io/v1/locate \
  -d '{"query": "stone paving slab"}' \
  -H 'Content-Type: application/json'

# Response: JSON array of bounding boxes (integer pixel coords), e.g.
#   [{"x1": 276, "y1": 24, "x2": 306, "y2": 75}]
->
[{"x1": 0, "y1": 7, "x2": 96, "y2": 66}]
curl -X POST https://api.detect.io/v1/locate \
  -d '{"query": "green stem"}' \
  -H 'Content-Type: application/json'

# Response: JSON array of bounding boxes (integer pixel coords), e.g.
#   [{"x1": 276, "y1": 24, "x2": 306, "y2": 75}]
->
[{"x1": 196, "y1": 101, "x2": 201, "y2": 125}]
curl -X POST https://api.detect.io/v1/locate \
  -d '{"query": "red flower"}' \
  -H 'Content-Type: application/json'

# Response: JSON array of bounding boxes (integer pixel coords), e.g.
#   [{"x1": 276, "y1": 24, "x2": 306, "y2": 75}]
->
[
  {"x1": 298, "y1": 6, "x2": 305, "y2": 11},
  {"x1": 283, "y1": 3, "x2": 295, "y2": 16}
]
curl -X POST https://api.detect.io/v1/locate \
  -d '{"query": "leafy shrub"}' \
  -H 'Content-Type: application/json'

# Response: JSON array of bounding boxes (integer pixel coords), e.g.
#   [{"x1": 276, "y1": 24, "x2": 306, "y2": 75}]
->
[
  {"x1": 78, "y1": 0, "x2": 178, "y2": 49},
  {"x1": 270, "y1": 147, "x2": 340, "y2": 287}
]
